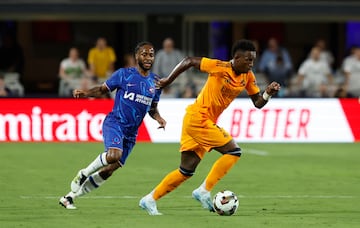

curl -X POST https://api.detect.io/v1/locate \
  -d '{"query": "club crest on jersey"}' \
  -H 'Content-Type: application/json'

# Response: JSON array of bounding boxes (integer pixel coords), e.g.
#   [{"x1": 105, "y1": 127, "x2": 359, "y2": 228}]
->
[
  {"x1": 149, "y1": 87, "x2": 155, "y2": 94},
  {"x1": 112, "y1": 137, "x2": 121, "y2": 144},
  {"x1": 240, "y1": 80, "x2": 246, "y2": 87}
]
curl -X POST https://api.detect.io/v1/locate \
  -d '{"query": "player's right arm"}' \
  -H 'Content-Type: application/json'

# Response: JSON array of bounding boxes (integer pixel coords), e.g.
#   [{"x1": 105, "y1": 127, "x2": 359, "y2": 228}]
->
[
  {"x1": 156, "y1": 57, "x2": 202, "y2": 88},
  {"x1": 148, "y1": 101, "x2": 167, "y2": 130},
  {"x1": 73, "y1": 84, "x2": 109, "y2": 98},
  {"x1": 75, "y1": 68, "x2": 123, "y2": 98}
]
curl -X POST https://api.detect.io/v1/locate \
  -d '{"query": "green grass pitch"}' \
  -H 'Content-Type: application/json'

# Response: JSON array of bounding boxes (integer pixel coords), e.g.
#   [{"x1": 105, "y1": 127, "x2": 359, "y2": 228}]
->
[{"x1": 0, "y1": 142, "x2": 359, "y2": 228}]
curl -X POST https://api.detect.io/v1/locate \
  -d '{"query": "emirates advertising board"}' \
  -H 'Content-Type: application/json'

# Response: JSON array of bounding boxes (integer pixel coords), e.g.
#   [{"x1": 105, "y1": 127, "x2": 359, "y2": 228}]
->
[{"x1": 0, "y1": 98, "x2": 359, "y2": 143}]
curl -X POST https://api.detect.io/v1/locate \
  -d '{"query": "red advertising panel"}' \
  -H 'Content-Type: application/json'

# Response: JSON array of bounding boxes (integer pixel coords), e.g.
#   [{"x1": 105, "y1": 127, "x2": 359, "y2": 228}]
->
[
  {"x1": 0, "y1": 99, "x2": 112, "y2": 142},
  {"x1": 1, "y1": 98, "x2": 359, "y2": 143},
  {"x1": 339, "y1": 99, "x2": 360, "y2": 142}
]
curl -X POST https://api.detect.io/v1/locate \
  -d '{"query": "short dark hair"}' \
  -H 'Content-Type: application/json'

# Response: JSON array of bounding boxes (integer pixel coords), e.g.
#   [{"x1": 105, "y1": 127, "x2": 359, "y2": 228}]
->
[
  {"x1": 231, "y1": 39, "x2": 256, "y2": 57},
  {"x1": 134, "y1": 41, "x2": 154, "y2": 53}
]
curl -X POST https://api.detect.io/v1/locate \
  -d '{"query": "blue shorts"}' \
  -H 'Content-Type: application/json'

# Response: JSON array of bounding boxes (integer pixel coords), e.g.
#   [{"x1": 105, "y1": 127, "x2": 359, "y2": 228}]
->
[{"x1": 102, "y1": 116, "x2": 136, "y2": 166}]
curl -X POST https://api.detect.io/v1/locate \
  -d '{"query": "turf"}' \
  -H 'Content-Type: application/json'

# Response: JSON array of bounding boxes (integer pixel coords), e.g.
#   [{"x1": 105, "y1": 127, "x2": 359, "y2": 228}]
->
[{"x1": 0, "y1": 142, "x2": 359, "y2": 228}]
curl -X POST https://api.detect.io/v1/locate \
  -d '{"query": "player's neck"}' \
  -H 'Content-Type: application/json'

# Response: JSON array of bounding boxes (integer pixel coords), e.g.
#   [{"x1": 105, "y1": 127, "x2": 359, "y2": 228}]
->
[{"x1": 136, "y1": 66, "x2": 150, "y2": 77}]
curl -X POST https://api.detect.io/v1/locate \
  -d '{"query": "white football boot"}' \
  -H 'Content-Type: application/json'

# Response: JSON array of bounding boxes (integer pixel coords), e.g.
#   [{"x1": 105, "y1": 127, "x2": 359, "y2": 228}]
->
[
  {"x1": 192, "y1": 187, "x2": 215, "y2": 212},
  {"x1": 59, "y1": 196, "x2": 77, "y2": 210},
  {"x1": 139, "y1": 194, "x2": 162, "y2": 215}
]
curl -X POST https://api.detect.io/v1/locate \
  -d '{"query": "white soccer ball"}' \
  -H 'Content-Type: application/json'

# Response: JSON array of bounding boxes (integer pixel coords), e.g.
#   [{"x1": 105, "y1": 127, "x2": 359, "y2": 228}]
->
[{"x1": 213, "y1": 190, "x2": 239, "y2": 216}]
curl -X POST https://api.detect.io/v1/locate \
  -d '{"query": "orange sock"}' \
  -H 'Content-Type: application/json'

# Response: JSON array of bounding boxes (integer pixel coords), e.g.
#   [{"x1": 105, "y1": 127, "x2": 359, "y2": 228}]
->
[
  {"x1": 153, "y1": 169, "x2": 191, "y2": 200},
  {"x1": 204, "y1": 154, "x2": 240, "y2": 191}
]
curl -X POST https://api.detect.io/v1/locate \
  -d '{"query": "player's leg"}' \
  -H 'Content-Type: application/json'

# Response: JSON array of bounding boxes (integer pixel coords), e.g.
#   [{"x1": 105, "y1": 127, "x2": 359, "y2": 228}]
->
[
  {"x1": 70, "y1": 161, "x2": 121, "y2": 197},
  {"x1": 70, "y1": 117, "x2": 123, "y2": 192},
  {"x1": 70, "y1": 146, "x2": 123, "y2": 192},
  {"x1": 139, "y1": 151, "x2": 202, "y2": 215},
  {"x1": 76, "y1": 148, "x2": 122, "y2": 195},
  {"x1": 189, "y1": 121, "x2": 240, "y2": 211},
  {"x1": 59, "y1": 150, "x2": 122, "y2": 210},
  {"x1": 153, "y1": 151, "x2": 201, "y2": 199},
  {"x1": 192, "y1": 140, "x2": 240, "y2": 212},
  {"x1": 69, "y1": 138, "x2": 133, "y2": 200},
  {"x1": 197, "y1": 139, "x2": 241, "y2": 192},
  {"x1": 140, "y1": 112, "x2": 204, "y2": 215},
  {"x1": 59, "y1": 117, "x2": 124, "y2": 209}
]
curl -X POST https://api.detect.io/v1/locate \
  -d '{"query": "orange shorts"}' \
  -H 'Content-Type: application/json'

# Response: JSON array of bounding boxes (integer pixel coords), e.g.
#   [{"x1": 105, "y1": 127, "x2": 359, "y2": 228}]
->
[{"x1": 180, "y1": 111, "x2": 233, "y2": 159}]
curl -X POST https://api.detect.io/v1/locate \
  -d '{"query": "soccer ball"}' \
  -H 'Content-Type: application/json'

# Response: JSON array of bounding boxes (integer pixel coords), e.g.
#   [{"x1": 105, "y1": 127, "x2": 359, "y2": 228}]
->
[{"x1": 213, "y1": 190, "x2": 239, "y2": 216}]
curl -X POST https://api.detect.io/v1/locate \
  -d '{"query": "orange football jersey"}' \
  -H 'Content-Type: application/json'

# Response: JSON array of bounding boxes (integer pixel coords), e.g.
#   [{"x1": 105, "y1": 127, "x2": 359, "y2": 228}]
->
[{"x1": 186, "y1": 57, "x2": 260, "y2": 122}]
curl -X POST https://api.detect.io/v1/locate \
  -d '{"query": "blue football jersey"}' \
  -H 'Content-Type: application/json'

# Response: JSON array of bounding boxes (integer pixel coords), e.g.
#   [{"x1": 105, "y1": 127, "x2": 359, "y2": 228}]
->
[{"x1": 104, "y1": 67, "x2": 161, "y2": 136}]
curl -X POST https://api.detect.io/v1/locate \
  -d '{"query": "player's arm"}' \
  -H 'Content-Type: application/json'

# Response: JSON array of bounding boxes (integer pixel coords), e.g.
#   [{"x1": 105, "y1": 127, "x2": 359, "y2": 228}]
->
[
  {"x1": 73, "y1": 84, "x2": 109, "y2": 98},
  {"x1": 156, "y1": 57, "x2": 202, "y2": 88},
  {"x1": 148, "y1": 101, "x2": 167, "y2": 129},
  {"x1": 249, "y1": 81, "x2": 281, "y2": 109}
]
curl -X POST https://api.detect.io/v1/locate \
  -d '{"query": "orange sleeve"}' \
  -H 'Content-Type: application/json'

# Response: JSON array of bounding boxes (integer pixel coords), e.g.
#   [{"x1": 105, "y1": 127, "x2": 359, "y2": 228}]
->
[
  {"x1": 246, "y1": 71, "x2": 261, "y2": 95},
  {"x1": 200, "y1": 57, "x2": 221, "y2": 73}
]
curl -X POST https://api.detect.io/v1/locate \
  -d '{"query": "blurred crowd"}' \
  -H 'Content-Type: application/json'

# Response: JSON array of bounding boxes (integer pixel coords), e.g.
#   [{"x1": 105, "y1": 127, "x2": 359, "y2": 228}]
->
[
  {"x1": 254, "y1": 37, "x2": 360, "y2": 99},
  {"x1": 1, "y1": 34, "x2": 359, "y2": 99}
]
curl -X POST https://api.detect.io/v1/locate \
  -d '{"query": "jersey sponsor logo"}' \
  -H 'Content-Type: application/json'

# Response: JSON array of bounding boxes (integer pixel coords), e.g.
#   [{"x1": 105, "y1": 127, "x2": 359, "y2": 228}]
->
[
  {"x1": 124, "y1": 91, "x2": 136, "y2": 100},
  {"x1": 124, "y1": 91, "x2": 153, "y2": 106},
  {"x1": 126, "y1": 83, "x2": 136, "y2": 87}
]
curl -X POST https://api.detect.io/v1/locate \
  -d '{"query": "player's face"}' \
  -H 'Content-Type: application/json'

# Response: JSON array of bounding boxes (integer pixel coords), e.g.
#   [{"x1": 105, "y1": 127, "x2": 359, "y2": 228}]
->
[
  {"x1": 136, "y1": 45, "x2": 155, "y2": 71},
  {"x1": 232, "y1": 50, "x2": 256, "y2": 74}
]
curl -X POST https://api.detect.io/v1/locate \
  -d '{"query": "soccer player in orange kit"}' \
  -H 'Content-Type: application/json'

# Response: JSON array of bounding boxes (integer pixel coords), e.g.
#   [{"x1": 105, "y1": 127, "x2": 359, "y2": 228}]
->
[{"x1": 139, "y1": 39, "x2": 281, "y2": 215}]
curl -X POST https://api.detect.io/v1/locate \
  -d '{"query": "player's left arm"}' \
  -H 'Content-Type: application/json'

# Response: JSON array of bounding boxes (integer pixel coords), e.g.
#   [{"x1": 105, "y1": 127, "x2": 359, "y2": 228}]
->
[
  {"x1": 249, "y1": 81, "x2": 281, "y2": 109},
  {"x1": 156, "y1": 57, "x2": 202, "y2": 88},
  {"x1": 148, "y1": 101, "x2": 167, "y2": 129},
  {"x1": 73, "y1": 84, "x2": 109, "y2": 98}
]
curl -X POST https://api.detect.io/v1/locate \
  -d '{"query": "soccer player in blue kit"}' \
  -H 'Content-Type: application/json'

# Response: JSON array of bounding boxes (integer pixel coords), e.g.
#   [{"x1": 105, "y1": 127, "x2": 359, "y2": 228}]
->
[{"x1": 59, "y1": 41, "x2": 166, "y2": 209}]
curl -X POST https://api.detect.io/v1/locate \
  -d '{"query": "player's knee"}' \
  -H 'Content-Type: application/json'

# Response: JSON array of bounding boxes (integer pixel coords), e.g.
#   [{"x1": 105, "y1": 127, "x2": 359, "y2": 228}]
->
[
  {"x1": 100, "y1": 163, "x2": 120, "y2": 180},
  {"x1": 106, "y1": 148, "x2": 122, "y2": 163},
  {"x1": 224, "y1": 147, "x2": 242, "y2": 157},
  {"x1": 179, "y1": 166, "x2": 195, "y2": 177}
]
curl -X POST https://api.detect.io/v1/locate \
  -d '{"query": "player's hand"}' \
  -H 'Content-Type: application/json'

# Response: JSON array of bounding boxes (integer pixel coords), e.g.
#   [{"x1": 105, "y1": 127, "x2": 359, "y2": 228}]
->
[
  {"x1": 73, "y1": 89, "x2": 86, "y2": 98},
  {"x1": 155, "y1": 77, "x2": 171, "y2": 89},
  {"x1": 265, "y1": 82, "x2": 281, "y2": 96},
  {"x1": 157, "y1": 117, "x2": 167, "y2": 130}
]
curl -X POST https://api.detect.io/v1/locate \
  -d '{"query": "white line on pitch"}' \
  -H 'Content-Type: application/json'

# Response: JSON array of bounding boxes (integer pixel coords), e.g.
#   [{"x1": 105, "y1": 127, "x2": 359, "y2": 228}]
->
[
  {"x1": 20, "y1": 195, "x2": 355, "y2": 199},
  {"x1": 243, "y1": 148, "x2": 269, "y2": 156},
  {"x1": 237, "y1": 195, "x2": 355, "y2": 199}
]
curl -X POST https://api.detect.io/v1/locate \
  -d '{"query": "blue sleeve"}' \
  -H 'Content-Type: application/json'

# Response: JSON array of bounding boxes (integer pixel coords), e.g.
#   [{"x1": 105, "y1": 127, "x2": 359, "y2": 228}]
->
[
  {"x1": 105, "y1": 69, "x2": 123, "y2": 92},
  {"x1": 153, "y1": 89, "x2": 162, "y2": 103}
]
